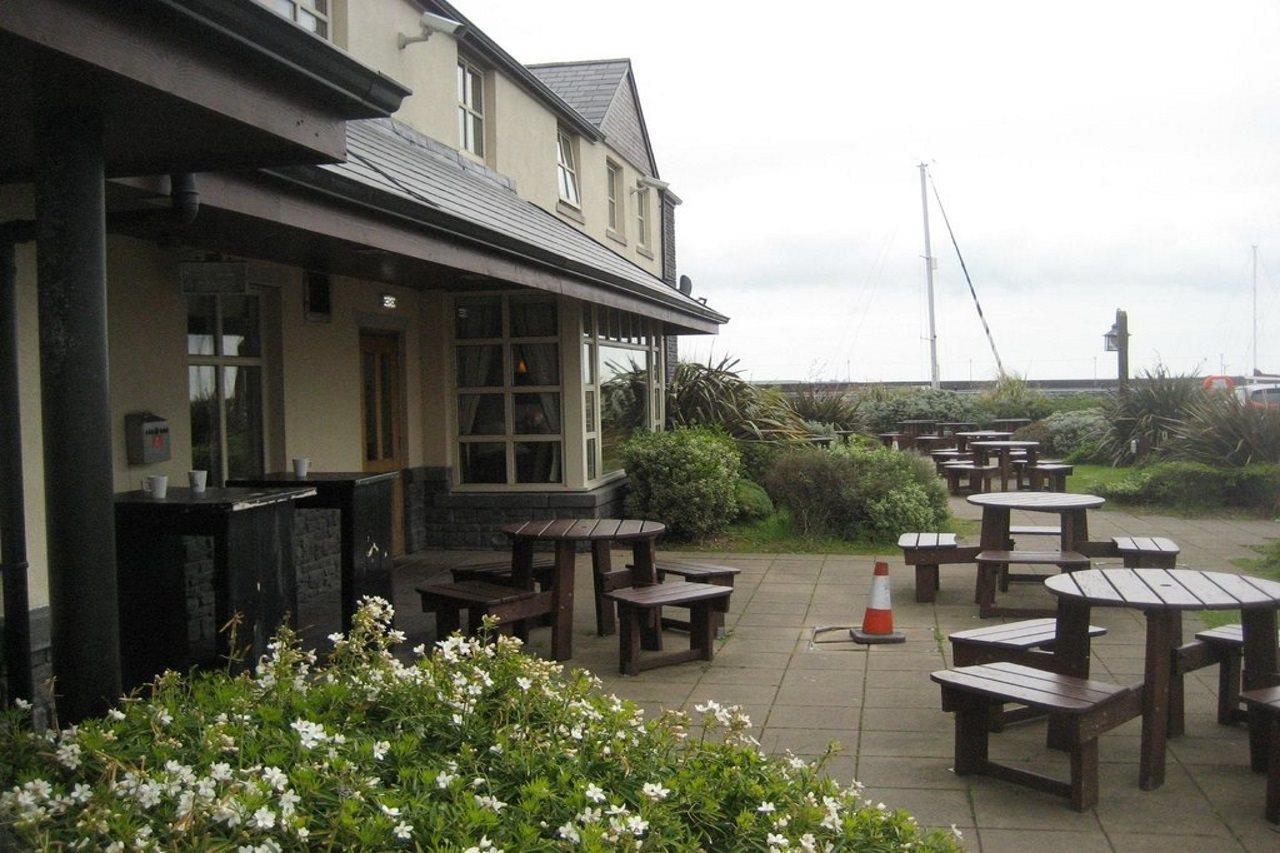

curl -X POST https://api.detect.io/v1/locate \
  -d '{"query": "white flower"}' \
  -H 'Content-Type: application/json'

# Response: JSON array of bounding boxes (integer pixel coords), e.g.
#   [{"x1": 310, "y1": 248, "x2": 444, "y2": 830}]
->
[
  {"x1": 210, "y1": 762, "x2": 233, "y2": 782},
  {"x1": 642, "y1": 782, "x2": 669, "y2": 801},
  {"x1": 474, "y1": 794, "x2": 507, "y2": 812},
  {"x1": 279, "y1": 788, "x2": 301, "y2": 817},
  {"x1": 435, "y1": 771, "x2": 456, "y2": 789},
  {"x1": 799, "y1": 833, "x2": 818, "y2": 852},
  {"x1": 55, "y1": 742, "x2": 82, "y2": 770},
  {"x1": 290, "y1": 719, "x2": 328, "y2": 749},
  {"x1": 557, "y1": 822, "x2": 580, "y2": 842},
  {"x1": 626, "y1": 814, "x2": 649, "y2": 836},
  {"x1": 757, "y1": 801, "x2": 777, "y2": 813},
  {"x1": 950, "y1": 824, "x2": 964, "y2": 839},
  {"x1": 155, "y1": 708, "x2": 173, "y2": 726},
  {"x1": 462, "y1": 837, "x2": 501, "y2": 853},
  {"x1": 107, "y1": 708, "x2": 125, "y2": 721},
  {"x1": 767, "y1": 833, "x2": 790, "y2": 848},
  {"x1": 584, "y1": 783, "x2": 606, "y2": 803},
  {"x1": 252, "y1": 806, "x2": 276, "y2": 830},
  {"x1": 262, "y1": 766, "x2": 288, "y2": 791},
  {"x1": 380, "y1": 803, "x2": 400, "y2": 817},
  {"x1": 327, "y1": 632, "x2": 344, "y2": 645},
  {"x1": 372, "y1": 740, "x2": 390, "y2": 760},
  {"x1": 515, "y1": 677, "x2": 532, "y2": 691},
  {"x1": 393, "y1": 821, "x2": 413, "y2": 840}
]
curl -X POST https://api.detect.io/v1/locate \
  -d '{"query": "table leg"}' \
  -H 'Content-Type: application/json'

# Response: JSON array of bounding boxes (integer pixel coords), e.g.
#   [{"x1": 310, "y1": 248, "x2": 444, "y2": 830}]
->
[
  {"x1": 1061, "y1": 509, "x2": 1089, "y2": 554},
  {"x1": 591, "y1": 541, "x2": 616, "y2": 636},
  {"x1": 1167, "y1": 612, "x2": 1185, "y2": 737},
  {"x1": 979, "y1": 507, "x2": 1010, "y2": 551},
  {"x1": 633, "y1": 537, "x2": 662, "y2": 651},
  {"x1": 511, "y1": 538, "x2": 535, "y2": 589},
  {"x1": 1139, "y1": 609, "x2": 1179, "y2": 790},
  {"x1": 999, "y1": 450, "x2": 1012, "y2": 491},
  {"x1": 1049, "y1": 598, "x2": 1094, "y2": 749},
  {"x1": 1241, "y1": 608, "x2": 1280, "y2": 771},
  {"x1": 550, "y1": 540, "x2": 577, "y2": 661}
]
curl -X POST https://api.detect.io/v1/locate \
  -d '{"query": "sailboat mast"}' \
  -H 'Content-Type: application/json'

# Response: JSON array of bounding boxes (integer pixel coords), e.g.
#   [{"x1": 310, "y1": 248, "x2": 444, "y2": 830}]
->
[
  {"x1": 1252, "y1": 244, "x2": 1259, "y2": 376},
  {"x1": 919, "y1": 163, "x2": 940, "y2": 388}
]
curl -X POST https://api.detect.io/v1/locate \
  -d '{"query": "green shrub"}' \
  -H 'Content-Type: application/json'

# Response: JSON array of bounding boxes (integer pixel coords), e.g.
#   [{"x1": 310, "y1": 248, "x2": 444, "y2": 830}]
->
[
  {"x1": 1166, "y1": 395, "x2": 1280, "y2": 466},
  {"x1": 734, "y1": 479, "x2": 774, "y2": 521},
  {"x1": 762, "y1": 445, "x2": 948, "y2": 540},
  {"x1": 622, "y1": 429, "x2": 741, "y2": 540},
  {"x1": 856, "y1": 388, "x2": 983, "y2": 433},
  {"x1": 1096, "y1": 461, "x2": 1280, "y2": 511},
  {"x1": 1033, "y1": 408, "x2": 1109, "y2": 458},
  {"x1": 1099, "y1": 368, "x2": 1202, "y2": 464},
  {"x1": 786, "y1": 385, "x2": 864, "y2": 430},
  {"x1": 976, "y1": 374, "x2": 1054, "y2": 422},
  {"x1": 666, "y1": 357, "x2": 808, "y2": 440},
  {"x1": 736, "y1": 440, "x2": 790, "y2": 482},
  {"x1": 0, "y1": 600, "x2": 959, "y2": 850}
]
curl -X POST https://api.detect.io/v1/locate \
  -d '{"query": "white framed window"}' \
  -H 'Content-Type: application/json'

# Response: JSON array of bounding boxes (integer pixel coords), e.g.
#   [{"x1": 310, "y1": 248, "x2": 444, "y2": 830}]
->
[
  {"x1": 187, "y1": 292, "x2": 268, "y2": 486},
  {"x1": 581, "y1": 305, "x2": 664, "y2": 480},
  {"x1": 457, "y1": 59, "x2": 485, "y2": 158},
  {"x1": 606, "y1": 161, "x2": 623, "y2": 234},
  {"x1": 635, "y1": 183, "x2": 651, "y2": 249},
  {"x1": 453, "y1": 294, "x2": 563, "y2": 486},
  {"x1": 556, "y1": 129, "x2": 580, "y2": 207},
  {"x1": 261, "y1": 0, "x2": 329, "y2": 38}
]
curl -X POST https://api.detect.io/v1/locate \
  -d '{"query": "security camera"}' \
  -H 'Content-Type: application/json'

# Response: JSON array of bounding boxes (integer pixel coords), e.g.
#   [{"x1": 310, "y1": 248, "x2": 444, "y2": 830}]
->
[{"x1": 398, "y1": 11, "x2": 463, "y2": 49}]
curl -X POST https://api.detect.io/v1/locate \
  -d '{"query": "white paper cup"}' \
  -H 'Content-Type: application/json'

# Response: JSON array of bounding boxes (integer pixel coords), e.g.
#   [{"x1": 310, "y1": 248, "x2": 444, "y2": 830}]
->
[
  {"x1": 188, "y1": 470, "x2": 207, "y2": 494},
  {"x1": 292, "y1": 457, "x2": 311, "y2": 478},
  {"x1": 147, "y1": 474, "x2": 169, "y2": 500}
]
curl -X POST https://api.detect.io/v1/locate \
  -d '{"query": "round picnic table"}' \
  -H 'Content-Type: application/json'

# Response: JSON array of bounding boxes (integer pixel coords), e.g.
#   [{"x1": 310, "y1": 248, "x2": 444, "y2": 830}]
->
[
  {"x1": 938, "y1": 421, "x2": 979, "y2": 436},
  {"x1": 953, "y1": 430, "x2": 1013, "y2": 452},
  {"x1": 969, "y1": 440, "x2": 1041, "y2": 490},
  {"x1": 502, "y1": 519, "x2": 666, "y2": 661},
  {"x1": 968, "y1": 491, "x2": 1104, "y2": 554},
  {"x1": 1046, "y1": 567, "x2": 1280, "y2": 790}
]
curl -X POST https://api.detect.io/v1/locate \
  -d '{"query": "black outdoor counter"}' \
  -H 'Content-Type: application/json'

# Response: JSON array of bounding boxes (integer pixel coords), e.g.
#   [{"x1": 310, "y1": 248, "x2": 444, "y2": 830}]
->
[
  {"x1": 227, "y1": 472, "x2": 399, "y2": 631},
  {"x1": 114, "y1": 485, "x2": 316, "y2": 690}
]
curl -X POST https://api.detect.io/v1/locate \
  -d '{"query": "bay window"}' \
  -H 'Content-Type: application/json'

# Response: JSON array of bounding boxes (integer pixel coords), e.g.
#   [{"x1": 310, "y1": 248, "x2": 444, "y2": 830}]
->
[{"x1": 582, "y1": 305, "x2": 664, "y2": 479}]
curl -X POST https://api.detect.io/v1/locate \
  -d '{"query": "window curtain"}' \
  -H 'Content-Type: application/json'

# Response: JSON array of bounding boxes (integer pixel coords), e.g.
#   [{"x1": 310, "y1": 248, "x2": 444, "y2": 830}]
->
[{"x1": 457, "y1": 346, "x2": 500, "y2": 434}]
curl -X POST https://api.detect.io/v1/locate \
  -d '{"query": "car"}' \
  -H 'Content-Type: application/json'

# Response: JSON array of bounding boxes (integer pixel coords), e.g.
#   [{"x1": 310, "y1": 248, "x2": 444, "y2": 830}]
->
[{"x1": 1235, "y1": 383, "x2": 1280, "y2": 408}]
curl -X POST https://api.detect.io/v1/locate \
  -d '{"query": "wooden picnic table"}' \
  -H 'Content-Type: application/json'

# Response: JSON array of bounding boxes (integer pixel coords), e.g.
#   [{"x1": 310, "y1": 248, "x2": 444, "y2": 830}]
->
[
  {"x1": 953, "y1": 430, "x2": 1013, "y2": 452},
  {"x1": 970, "y1": 440, "x2": 1041, "y2": 490},
  {"x1": 1046, "y1": 568, "x2": 1280, "y2": 790},
  {"x1": 913, "y1": 434, "x2": 954, "y2": 453},
  {"x1": 938, "y1": 421, "x2": 979, "y2": 435},
  {"x1": 990, "y1": 417, "x2": 1033, "y2": 432},
  {"x1": 968, "y1": 491, "x2": 1104, "y2": 554},
  {"x1": 502, "y1": 519, "x2": 666, "y2": 661}
]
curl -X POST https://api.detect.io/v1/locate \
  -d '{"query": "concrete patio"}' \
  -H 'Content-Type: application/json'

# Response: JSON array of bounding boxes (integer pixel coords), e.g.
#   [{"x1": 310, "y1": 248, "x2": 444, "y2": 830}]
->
[{"x1": 388, "y1": 499, "x2": 1280, "y2": 851}]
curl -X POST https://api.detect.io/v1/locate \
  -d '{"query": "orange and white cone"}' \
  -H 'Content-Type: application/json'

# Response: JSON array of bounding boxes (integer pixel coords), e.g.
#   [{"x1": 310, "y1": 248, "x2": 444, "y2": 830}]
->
[{"x1": 850, "y1": 561, "x2": 906, "y2": 644}]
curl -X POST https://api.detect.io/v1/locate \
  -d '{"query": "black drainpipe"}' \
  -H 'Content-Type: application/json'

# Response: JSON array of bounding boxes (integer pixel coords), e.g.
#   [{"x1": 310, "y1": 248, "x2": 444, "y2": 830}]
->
[{"x1": 0, "y1": 220, "x2": 36, "y2": 704}]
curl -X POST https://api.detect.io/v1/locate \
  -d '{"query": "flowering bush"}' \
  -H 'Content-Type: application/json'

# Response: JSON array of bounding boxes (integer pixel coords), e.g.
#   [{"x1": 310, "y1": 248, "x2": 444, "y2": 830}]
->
[{"x1": 0, "y1": 599, "x2": 958, "y2": 851}]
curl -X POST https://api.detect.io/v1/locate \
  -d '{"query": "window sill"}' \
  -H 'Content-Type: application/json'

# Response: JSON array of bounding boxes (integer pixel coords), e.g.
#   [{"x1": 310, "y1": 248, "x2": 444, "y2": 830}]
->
[
  {"x1": 606, "y1": 229, "x2": 627, "y2": 247},
  {"x1": 556, "y1": 201, "x2": 585, "y2": 224},
  {"x1": 636, "y1": 244, "x2": 655, "y2": 260}
]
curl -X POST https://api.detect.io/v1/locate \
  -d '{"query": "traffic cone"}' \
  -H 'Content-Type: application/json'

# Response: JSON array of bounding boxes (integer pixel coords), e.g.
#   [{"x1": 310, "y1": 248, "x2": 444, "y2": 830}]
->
[{"x1": 850, "y1": 561, "x2": 906, "y2": 644}]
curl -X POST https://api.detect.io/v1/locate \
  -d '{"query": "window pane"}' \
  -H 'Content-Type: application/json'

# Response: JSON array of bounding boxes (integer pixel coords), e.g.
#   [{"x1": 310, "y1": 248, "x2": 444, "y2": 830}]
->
[
  {"x1": 187, "y1": 295, "x2": 217, "y2": 356},
  {"x1": 455, "y1": 296, "x2": 502, "y2": 338},
  {"x1": 189, "y1": 365, "x2": 222, "y2": 483},
  {"x1": 515, "y1": 441, "x2": 561, "y2": 484},
  {"x1": 514, "y1": 393, "x2": 560, "y2": 435},
  {"x1": 581, "y1": 305, "x2": 593, "y2": 337},
  {"x1": 584, "y1": 388, "x2": 595, "y2": 432},
  {"x1": 586, "y1": 437, "x2": 597, "y2": 481},
  {"x1": 582, "y1": 343, "x2": 595, "y2": 384},
  {"x1": 460, "y1": 442, "x2": 506, "y2": 484},
  {"x1": 469, "y1": 114, "x2": 484, "y2": 157},
  {"x1": 456, "y1": 345, "x2": 503, "y2": 387},
  {"x1": 510, "y1": 300, "x2": 557, "y2": 337},
  {"x1": 223, "y1": 366, "x2": 263, "y2": 480},
  {"x1": 220, "y1": 295, "x2": 261, "y2": 357},
  {"x1": 600, "y1": 346, "x2": 649, "y2": 474},
  {"x1": 511, "y1": 343, "x2": 559, "y2": 386},
  {"x1": 469, "y1": 69, "x2": 483, "y2": 112},
  {"x1": 297, "y1": 9, "x2": 318, "y2": 31},
  {"x1": 458, "y1": 394, "x2": 505, "y2": 436},
  {"x1": 269, "y1": 0, "x2": 293, "y2": 17}
]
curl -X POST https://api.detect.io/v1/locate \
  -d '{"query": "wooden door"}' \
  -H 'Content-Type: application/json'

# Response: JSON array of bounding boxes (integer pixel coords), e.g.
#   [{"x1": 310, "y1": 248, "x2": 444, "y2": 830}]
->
[{"x1": 359, "y1": 332, "x2": 405, "y2": 555}]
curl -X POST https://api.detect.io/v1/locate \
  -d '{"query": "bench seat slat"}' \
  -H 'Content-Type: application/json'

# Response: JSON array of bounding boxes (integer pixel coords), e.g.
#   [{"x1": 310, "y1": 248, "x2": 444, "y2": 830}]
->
[
  {"x1": 933, "y1": 669, "x2": 1107, "y2": 712},
  {"x1": 950, "y1": 619, "x2": 1106, "y2": 650},
  {"x1": 976, "y1": 550, "x2": 1090, "y2": 567},
  {"x1": 607, "y1": 581, "x2": 732, "y2": 607}
]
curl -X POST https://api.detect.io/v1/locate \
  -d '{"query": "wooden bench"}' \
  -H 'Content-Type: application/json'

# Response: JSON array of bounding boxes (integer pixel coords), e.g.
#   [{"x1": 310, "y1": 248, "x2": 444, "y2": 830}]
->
[
  {"x1": 974, "y1": 550, "x2": 1090, "y2": 618},
  {"x1": 1028, "y1": 463, "x2": 1074, "y2": 491},
  {"x1": 450, "y1": 556, "x2": 556, "y2": 589},
  {"x1": 932, "y1": 662, "x2": 1139, "y2": 810},
  {"x1": 606, "y1": 581, "x2": 733, "y2": 675},
  {"x1": 950, "y1": 619, "x2": 1108, "y2": 729},
  {"x1": 897, "y1": 533, "x2": 981, "y2": 603},
  {"x1": 1111, "y1": 536, "x2": 1180, "y2": 569},
  {"x1": 417, "y1": 581, "x2": 551, "y2": 640},
  {"x1": 1174, "y1": 624, "x2": 1247, "y2": 728},
  {"x1": 931, "y1": 450, "x2": 971, "y2": 474},
  {"x1": 1241, "y1": 685, "x2": 1280, "y2": 823},
  {"x1": 943, "y1": 462, "x2": 998, "y2": 495},
  {"x1": 653, "y1": 559, "x2": 740, "y2": 634}
]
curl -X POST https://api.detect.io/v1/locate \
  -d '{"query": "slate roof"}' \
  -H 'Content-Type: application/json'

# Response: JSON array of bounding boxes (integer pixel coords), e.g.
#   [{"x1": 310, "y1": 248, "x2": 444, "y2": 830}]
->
[
  {"x1": 527, "y1": 59, "x2": 630, "y2": 127},
  {"x1": 310, "y1": 118, "x2": 723, "y2": 325}
]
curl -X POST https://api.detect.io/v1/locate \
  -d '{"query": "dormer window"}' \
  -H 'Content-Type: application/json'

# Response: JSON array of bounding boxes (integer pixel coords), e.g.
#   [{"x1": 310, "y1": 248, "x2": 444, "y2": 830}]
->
[
  {"x1": 261, "y1": 0, "x2": 329, "y2": 38},
  {"x1": 556, "y1": 129, "x2": 580, "y2": 207},
  {"x1": 457, "y1": 59, "x2": 485, "y2": 157}
]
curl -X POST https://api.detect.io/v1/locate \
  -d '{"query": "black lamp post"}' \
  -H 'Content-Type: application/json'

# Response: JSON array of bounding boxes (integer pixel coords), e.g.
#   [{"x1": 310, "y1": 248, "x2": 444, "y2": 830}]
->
[{"x1": 1104, "y1": 309, "x2": 1130, "y2": 393}]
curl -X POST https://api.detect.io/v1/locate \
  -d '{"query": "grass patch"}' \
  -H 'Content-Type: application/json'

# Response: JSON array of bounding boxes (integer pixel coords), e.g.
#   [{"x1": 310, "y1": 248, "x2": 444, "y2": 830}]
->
[
  {"x1": 1069, "y1": 463, "x2": 1277, "y2": 519},
  {"x1": 1200, "y1": 538, "x2": 1280, "y2": 628},
  {"x1": 1066, "y1": 463, "x2": 1132, "y2": 495},
  {"x1": 666, "y1": 508, "x2": 972, "y2": 555}
]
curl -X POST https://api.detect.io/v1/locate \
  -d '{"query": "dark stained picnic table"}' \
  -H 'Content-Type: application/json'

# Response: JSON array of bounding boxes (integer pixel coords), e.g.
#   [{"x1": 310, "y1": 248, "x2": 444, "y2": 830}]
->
[
  {"x1": 938, "y1": 421, "x2": 979, "y2": 435},
  {"x1": 968, "y1": 491, "x2": 1104, "y2": 554},
  {"x1": 953, "y1": 430, "x2": 1013, "y2": 452},
  {"x1": 502, "y1": 519, "x2": 666, "y2": 661},
  {"x1": 969, "y1": 439, "x2": 1041, "y2": 490},
  {"x1": 1046, "y1": 568, "x2": 1280, "y2": 790}
]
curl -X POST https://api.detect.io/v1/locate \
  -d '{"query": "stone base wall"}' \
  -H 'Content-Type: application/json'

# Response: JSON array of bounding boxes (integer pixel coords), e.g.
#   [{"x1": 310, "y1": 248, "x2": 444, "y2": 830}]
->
[{"x1": 411, "y1": 465, "x2": 629, "y2": 549}]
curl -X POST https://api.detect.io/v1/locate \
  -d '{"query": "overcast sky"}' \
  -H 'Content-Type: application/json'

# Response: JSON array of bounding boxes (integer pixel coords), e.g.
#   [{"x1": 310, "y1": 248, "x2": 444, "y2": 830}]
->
[{"x1": 464, "y1": 0, "x2": 1280, "y2": 382}]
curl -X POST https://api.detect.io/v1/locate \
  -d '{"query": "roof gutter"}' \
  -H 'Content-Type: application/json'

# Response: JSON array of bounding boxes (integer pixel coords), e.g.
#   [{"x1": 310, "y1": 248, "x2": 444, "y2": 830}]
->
[
  {"x1": 262, "y1": 165, "x2": 726, "y2": 325},
  {"x1": 149, "y1": 0, "x2": 412, "y2": 117}
]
